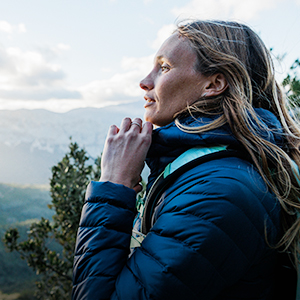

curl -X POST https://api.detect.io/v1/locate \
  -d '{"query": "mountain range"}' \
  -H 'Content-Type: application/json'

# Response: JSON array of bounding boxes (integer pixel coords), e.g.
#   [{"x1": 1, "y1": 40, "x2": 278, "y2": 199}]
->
[{"x1": 0, "y1": 101, "x2": 145, "y2": 185}]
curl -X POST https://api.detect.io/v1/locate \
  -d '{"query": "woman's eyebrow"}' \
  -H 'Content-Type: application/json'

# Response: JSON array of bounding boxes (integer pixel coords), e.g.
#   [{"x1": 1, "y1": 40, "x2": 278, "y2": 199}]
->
[
  {"x1": 154, "y1": 55, "x2": 173, "y2": 65},
  {"x1": 153, "y1": 55, "x2": 164, "y2": 63}
]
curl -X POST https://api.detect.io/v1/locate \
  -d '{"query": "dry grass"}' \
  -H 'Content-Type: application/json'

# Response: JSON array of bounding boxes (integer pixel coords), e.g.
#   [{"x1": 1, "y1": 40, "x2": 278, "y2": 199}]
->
[{"x1": 0, "y1": 291, "x2": 20, "y2": 300}]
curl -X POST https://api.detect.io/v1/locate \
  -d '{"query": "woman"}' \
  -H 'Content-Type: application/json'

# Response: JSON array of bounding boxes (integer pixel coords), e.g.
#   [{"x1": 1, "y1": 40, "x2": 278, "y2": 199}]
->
[{"x1": 72, "y1": 20, "x2": 300, "y2": 299}]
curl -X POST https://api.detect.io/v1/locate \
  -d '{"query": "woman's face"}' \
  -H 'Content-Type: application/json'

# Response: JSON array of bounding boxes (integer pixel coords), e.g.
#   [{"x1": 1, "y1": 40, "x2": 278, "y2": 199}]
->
[{"x1": 140, "y1": 33, "x2": 208, "y2": 127}]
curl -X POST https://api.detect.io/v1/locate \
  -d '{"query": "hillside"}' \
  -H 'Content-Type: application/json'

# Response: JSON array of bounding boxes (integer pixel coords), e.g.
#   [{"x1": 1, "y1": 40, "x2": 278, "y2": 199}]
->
[
  {"x1": 0, "y1": 183, "x2": 52, "y2": 295},
  {"x1": 0, "y1": 183, "x2": 52, "y2": 225}
]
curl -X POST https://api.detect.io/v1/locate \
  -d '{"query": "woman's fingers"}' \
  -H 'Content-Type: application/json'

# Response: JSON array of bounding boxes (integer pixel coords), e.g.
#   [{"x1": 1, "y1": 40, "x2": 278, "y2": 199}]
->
[
  {"x1": 133, "y1": 183, "x2": 143, "y2": 193},
  {"x1": 132, "y1": 175, "x2": 143, "y2": 193},
  {"x1": 142, "y1": 121, "x2": 153, "y2": 134},
  {"x1": 119, "y1": 117, "x2": 132, "y2": 133},
  {"x1": 108, "y1": 124, "x2": 119, "y2": 136},
  {"x1": 100, "y1": 117, "x2": 152, "y2": 191},
  {"x1": 112, "y1": 117, "x2": 150, "y2": 135},
  {"x1": 130, "y1": 118, "x2": 143, "y2": 132}
]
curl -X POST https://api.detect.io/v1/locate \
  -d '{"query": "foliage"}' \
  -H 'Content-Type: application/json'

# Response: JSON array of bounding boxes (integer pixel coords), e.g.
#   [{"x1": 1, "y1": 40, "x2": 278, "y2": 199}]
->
[
  {"x1": 282, "y1": 59, "x2": 300, "y2": 111},
  {"x1": 0, "y1": 222, "x2": 38, "y2": 293},
  {"x1": 3, "y1": 141, "x2": 101, "y2": 299}
]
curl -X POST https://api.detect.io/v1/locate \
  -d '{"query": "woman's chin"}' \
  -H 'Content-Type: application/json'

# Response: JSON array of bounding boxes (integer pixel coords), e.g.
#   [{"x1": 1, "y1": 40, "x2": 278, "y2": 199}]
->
[{"x1": 144, "y1": 113, "x2": 155, "y2": 125}]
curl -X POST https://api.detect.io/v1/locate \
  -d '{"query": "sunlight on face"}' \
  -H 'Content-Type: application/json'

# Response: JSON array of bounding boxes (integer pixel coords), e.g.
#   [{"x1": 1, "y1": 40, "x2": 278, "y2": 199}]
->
[{"x1": 140, "y1": 34, "x2": 208, "y2": 126}]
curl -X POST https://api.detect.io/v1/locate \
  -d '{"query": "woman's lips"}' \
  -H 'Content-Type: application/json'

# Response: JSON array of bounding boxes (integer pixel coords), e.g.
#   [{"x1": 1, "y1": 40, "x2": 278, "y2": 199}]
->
[{"x1": 144, "y1": 96, "x2": 155, "y2": 108}]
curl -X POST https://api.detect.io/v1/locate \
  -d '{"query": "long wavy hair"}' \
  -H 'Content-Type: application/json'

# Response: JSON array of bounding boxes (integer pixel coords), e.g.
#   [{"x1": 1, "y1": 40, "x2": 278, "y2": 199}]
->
[{"x1": 174, "y1": 20, "x2": 300, "y2": 264}]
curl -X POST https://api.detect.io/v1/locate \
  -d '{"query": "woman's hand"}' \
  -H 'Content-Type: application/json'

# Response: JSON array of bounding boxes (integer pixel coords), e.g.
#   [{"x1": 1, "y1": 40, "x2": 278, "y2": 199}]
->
[{"x1": 99, "y1": 117, "x2": 153, "y2": 193}]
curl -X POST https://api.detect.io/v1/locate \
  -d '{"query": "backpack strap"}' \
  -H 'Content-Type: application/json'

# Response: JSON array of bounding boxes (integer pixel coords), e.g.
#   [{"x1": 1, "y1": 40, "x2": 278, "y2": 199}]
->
[{"x1": 141, "y1": 146, "x2": 250, "y2": 234}]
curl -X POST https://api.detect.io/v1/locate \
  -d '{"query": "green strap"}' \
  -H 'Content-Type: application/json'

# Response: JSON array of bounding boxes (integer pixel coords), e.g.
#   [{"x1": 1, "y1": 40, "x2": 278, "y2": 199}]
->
[
  {"x1": 141, "y1": 145, "x2": 227, "y2": 215},
  {"x1": 163, "y1": 145, "x2": 227, "y2": 178}
]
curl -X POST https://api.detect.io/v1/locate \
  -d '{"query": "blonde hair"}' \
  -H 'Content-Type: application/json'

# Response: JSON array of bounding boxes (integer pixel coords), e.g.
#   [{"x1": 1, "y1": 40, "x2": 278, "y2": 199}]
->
[{"x1": 175, "y1": 20, "x2": 300, "y2": 264}]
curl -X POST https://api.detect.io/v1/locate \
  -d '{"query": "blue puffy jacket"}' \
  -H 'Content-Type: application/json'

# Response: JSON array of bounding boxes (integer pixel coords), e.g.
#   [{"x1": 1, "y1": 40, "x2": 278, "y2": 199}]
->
[{"x1": 72, "y1": 109, "x2": 295, "y2": 299}]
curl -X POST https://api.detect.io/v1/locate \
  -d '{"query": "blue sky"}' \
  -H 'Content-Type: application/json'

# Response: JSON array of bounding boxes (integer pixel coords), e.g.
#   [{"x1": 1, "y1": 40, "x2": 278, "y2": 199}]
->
[{"x1": 0, "y1": 0, "x2": 299, "y2": 113}]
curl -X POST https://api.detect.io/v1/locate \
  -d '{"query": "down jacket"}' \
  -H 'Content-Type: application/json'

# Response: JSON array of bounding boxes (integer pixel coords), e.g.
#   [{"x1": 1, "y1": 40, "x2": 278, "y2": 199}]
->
[{"x1": 72, "y1": 109, "x2": 296, "y2": 299}]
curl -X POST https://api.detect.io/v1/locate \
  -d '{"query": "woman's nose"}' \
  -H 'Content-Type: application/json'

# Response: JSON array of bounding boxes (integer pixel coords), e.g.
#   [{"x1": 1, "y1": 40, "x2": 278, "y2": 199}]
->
[{"x1": 140, "y1": 74, "x2": 154, "y2": 91}]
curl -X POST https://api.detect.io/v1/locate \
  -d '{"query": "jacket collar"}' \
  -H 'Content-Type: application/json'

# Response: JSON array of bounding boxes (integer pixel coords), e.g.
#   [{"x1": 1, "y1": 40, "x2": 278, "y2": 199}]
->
[{"x1": 145, "y1": 108, "x2": 284, "y2": 188}]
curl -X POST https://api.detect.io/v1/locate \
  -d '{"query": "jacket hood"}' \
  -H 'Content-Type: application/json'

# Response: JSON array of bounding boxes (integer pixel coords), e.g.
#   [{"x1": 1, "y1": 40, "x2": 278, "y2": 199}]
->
[{"x1": 146, "y1": 108, "x2": 284, "y2": 186}]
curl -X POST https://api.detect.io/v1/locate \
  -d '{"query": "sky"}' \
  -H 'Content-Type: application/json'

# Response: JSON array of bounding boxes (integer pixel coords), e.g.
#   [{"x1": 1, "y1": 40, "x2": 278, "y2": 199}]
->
[{"x1": 0, "y1": 0, "x2": 299, "y2": 114}]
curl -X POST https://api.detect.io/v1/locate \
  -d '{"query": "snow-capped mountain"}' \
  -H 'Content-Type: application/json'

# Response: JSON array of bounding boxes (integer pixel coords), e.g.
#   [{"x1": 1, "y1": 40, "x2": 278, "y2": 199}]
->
[{"x1": 0, "y1": 101, "x2": 145, "y2": 184}]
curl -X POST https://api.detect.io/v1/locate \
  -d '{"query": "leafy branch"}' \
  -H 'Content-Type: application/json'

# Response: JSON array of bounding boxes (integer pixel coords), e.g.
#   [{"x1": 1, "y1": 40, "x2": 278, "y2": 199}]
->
[{"x1": 3, "y1": 141, "x2": 101, "y2": 299}]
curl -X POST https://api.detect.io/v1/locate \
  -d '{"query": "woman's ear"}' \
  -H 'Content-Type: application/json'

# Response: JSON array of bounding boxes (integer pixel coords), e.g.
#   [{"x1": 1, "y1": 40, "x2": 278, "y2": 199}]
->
[{"x1": 203, "y1": 73, "x2": 228, "y2": 97}]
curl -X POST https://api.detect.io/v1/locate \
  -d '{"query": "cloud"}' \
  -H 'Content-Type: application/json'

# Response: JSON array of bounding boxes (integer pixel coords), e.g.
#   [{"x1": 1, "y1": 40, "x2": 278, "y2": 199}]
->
[
  {"x1": 121, "y1": 55, "x2": 153, "y2": 73},
  {"x1": 4, "y1": 46, "x2": 65, "y2": 87},
  {"x1": 51, "y1": 43, "x2": 70, "y2": 55},
  {"x1": 151, "y1": 24, "x2": 177, "y2": 50},
  {"x1": 0, "y1": 20, "x2": 26, "y2": 34},
  {"x1": 171, "y1": 0, "x2": 282, "y2": 21},
  {"x1": 37, "y1": 43, "x2": 71, "y2": 61},
  {"x1": 18, "y1": 23, "x2": 27, "y2": 33},
  {"x1": 0, "y1": 19, "x2": 167, "y2": 111},
  {"x1": 0, "y1": 21, "x2": 13, "y2": 33},
  {"x1": 79, "y1": 55, "x2": 153, "y2": 104},
  {"x1": 0, "y1": 43, "x2": 81, "y2": 102},
  {"x1": 0, "y1": 37, "x2": 152, "y2": 108}
]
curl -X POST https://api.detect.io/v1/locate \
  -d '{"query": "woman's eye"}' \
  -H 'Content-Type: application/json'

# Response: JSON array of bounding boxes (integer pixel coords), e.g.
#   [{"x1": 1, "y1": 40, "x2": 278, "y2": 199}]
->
[{"x1": 161, "y1": 64, "x2": 170, "y2": 72}]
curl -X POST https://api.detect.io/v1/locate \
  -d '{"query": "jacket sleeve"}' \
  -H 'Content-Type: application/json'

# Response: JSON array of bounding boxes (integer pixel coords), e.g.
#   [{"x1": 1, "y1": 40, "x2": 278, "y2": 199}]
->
[
  {"x1": 72, "y1": 181, "x2": 137, "y2": 300},
  {"x1": 73, "y1": 160, "x2": 280, "y2": 300}
]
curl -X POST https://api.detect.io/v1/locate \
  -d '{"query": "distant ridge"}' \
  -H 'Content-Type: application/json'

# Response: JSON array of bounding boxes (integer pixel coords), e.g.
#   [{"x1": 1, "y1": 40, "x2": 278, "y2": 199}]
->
[{"x1": 0, "y1": 101, "x2": 145, "y2": 185}]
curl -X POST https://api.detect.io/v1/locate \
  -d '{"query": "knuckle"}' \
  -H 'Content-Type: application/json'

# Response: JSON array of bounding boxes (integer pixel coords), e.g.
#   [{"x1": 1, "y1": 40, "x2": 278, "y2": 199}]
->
[
  {"x1": 126, "y1": 129, "x2": 138, "y2": 137},
  {"x1": 140, "y1": 134, "x2": 151, "y2": 146},
  {"x1": 115, "y1": 133, "x2": 125, "y2": 141},
  {"x1": 141, "y1": 131, "x2": 152, "y2": 140},
  {"x1": 106, "y1": 135, "x2": 115, "y2": 144}
]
